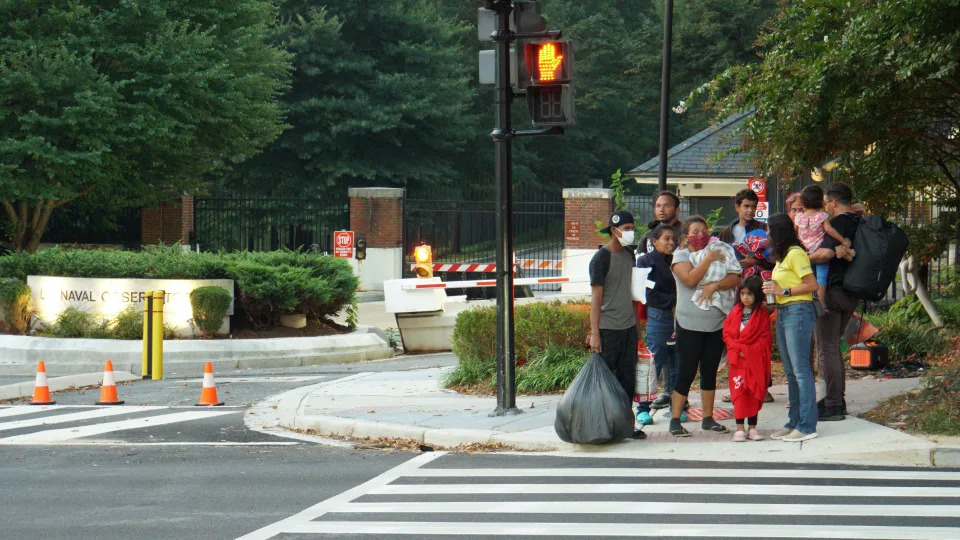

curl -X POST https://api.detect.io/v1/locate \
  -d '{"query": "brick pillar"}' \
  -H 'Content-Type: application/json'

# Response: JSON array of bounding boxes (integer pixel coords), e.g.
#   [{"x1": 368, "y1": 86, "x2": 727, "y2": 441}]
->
[
  {"x1": 141, "y1": 196, "x2": 194, "y2": 246},
  {"x1": 348, "y1": 187, "x2": 404, "y2": 290},
  {"x1": 562, "y1": 188, "x2": 613, "y2": 294}
]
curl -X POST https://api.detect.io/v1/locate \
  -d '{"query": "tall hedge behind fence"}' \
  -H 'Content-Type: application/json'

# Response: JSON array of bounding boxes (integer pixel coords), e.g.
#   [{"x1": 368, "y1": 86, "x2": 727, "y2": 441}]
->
[{"x1": 0, "y1": 246, "x2": 358, "y2": 329}]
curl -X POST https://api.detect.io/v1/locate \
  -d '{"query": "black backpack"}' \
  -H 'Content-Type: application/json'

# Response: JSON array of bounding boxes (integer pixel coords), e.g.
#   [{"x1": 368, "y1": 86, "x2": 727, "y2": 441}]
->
[{"x1": 842, "y1": 215, "x2": 909, "y2": 301}]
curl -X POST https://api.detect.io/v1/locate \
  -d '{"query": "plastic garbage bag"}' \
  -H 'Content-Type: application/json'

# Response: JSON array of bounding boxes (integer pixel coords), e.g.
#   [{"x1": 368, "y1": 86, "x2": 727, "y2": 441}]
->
[{"x1": 554, "y1": 353, "x2": 634, "y2": 444}]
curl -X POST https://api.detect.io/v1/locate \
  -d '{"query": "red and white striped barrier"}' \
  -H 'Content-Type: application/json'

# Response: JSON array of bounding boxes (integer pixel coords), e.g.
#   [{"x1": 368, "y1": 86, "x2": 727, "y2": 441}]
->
[
  {"x1": 400, "y1": 276, "x2": 587, "y2": 290},
  {"x1": 409, "y1": 260, "x2": 562, "y2": 273}
]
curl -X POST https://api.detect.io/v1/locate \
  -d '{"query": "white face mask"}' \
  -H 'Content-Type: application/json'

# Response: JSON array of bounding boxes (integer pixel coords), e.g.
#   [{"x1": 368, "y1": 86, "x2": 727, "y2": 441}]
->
[{"x1": 617, "y1": 229, "x2": 635, "y2": 246}]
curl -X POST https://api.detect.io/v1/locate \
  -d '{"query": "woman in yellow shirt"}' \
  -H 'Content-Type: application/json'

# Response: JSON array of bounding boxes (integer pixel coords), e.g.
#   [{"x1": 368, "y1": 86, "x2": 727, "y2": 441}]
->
[{"x1": 762, "y1": 213, "x2": 820, "y2": 442}]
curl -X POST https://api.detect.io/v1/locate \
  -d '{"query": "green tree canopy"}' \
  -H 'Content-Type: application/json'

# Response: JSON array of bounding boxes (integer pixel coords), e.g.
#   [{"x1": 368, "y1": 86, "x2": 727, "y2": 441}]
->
[
  {"x1": 691, "y1": 0, "x2": 960, "y2": 258},
  {"x1": 0, "y1": 0, "x2": 291, "y2": 251}
]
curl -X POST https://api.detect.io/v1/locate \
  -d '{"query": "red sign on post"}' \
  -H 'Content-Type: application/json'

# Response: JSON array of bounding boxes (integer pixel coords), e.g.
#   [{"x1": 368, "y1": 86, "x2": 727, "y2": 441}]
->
[
  {"x1": 749, "y1": 177, "x2": 768, "y2": 222},
  {"x1": 333, "y1": 231, "x2": 354, "y2": 259}
]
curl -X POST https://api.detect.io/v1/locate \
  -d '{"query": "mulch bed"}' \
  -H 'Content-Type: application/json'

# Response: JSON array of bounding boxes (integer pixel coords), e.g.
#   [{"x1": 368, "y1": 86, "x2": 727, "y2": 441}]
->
[{"x1": 226, "y1": 319, "x2": 346, "y2": 339}]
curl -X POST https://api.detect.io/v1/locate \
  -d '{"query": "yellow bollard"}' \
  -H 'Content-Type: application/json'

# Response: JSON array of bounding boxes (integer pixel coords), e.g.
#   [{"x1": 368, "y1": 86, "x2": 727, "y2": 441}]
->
[
  {"x1": 151, "y1": 290, "x2": 164, "y2": 380},
  {"x1": 142, "y1": 291, "x2": 153, "y2": 379}
]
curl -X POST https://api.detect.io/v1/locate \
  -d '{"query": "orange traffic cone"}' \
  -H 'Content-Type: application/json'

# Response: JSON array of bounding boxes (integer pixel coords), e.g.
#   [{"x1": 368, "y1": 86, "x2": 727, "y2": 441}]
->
[
  {"x1": 95, "y1": 360, "x2": 125, "y2": 405},
  {"x1": 196, "y1": 362, "x2": 224, "y2": 406},
  {"x1": 30, "y1": 361, "x2": 56, "y2": 405}
]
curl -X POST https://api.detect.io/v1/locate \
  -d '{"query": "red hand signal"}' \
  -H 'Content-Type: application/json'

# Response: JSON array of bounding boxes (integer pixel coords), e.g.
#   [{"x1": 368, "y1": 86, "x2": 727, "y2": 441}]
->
[{"x1": 537, "y1": 43, "x2": 563, "y2": 82}]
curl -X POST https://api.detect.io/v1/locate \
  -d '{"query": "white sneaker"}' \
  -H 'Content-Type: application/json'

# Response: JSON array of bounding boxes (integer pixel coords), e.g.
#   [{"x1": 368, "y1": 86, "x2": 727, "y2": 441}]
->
[
  {"x1": 782, "y1": 429, "x2": 818, "y2": 442},
  {"x1": 770, "y1": 427, "x2": 793, "y2": 440}
]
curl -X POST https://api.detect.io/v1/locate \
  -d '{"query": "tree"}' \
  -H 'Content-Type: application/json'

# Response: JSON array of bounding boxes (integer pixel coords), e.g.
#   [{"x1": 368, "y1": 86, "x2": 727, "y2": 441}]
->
[
  {"x1": 219, "y1": 0, "x2": 475, "y2": 197},
  {"x1": 0, "y1": 0, "x2": 291, "y2": 251},
  {"x1": 691, "y1": 0, "x2": 960, "y2": 259}
]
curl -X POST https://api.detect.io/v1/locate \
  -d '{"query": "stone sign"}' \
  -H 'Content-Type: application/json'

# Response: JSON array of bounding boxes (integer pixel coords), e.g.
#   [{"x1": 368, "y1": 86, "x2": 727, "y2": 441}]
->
[{"x1": 27, "y1": 276, "x2": 234, "y2": 337}]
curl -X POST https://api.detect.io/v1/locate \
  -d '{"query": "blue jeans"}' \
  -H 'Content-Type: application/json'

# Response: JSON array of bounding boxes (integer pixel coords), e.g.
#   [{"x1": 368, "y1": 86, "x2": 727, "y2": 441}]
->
[
  {"x1": 776, "y1": 302, "x2": 818, "y2": 434},
  {"x1": 645, "y1": 307, "x2": 678, "y2": 399}
]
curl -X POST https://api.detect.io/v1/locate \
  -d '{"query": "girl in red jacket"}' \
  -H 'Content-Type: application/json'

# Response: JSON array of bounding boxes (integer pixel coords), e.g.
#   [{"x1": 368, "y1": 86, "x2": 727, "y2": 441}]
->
[{"x1": 722, "y1": 275, "x2": 772, "y2": 442}]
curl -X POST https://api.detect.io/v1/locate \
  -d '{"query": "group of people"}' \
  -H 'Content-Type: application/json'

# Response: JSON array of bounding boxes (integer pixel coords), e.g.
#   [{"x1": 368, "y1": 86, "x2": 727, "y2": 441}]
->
[{"x1": 588, "y1": 182, "x2": 863, "y2": 442}]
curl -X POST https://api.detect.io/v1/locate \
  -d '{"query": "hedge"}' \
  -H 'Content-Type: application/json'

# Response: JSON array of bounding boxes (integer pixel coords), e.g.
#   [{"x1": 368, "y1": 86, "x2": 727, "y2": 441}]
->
[
  {"x1": 190, "y1": 286, "x2": 232, "y2": 336},
  {"x1": 0, "y1": 246, "x2": 358, "y2": 329},
  {"x1": 445, "y1": 300, "x2": 602, "y2": 392}
]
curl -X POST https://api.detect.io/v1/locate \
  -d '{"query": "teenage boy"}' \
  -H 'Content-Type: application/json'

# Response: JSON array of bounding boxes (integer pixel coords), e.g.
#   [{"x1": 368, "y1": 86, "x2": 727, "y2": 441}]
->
[
  {"x1": 589, "y1": 210, "x2": 645, "y2": 439},
  {"x1": 718, "y1": 189, "x2": 769, "y2": 269},
  {"x1": 639, "y1": 190, "x2": 683, "y2": 254}
]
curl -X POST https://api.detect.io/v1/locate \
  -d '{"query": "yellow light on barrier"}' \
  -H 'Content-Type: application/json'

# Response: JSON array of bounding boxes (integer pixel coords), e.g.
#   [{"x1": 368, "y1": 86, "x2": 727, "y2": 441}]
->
[
  {"x1": 413, "y1": 245, "x2": 433, "y2": 278},
  {"x1": 414, "y1": 245, "x2": 431, "y2": 263},
  {"x1": 811, "y1": 168, "x2": 824, "y2": 182}
]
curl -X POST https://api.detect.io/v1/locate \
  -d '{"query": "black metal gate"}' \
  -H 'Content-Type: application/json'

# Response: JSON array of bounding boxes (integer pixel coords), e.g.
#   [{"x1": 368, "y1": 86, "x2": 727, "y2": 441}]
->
[
  {"x1": 403, "y1": 187, "x2": 564, "y2": 293},
  {"x1": 194, "y1": 197, "x2": 349, "y2": 252}
]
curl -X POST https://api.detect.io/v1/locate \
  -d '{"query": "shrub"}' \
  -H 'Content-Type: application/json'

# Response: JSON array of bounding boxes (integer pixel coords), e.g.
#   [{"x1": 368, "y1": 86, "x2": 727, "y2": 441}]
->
[
  {"x1": 445, "y1": 300, "x2": 593, "y2": 391},
  {"x1": 868, "y1": 307, "x2": 951, "y2": 362},
  {"x1": 0, "y1": 279, "x2": 33, "y2": 334},
  {"x1": 0, "y1": 246, "x2": 358, "y2": 330},
  {"x1": 46, "y1": 307, "x2": 109, "y2": 339},
  {"x1": 109, "y1": 307, "x2": 143, "y2": 340},
  {"x1": 515, "y1": 346, "x2": 589, "y2": 394},
  {"x1": 190, "y1": 286, "x2": 232, "y2": 336}
]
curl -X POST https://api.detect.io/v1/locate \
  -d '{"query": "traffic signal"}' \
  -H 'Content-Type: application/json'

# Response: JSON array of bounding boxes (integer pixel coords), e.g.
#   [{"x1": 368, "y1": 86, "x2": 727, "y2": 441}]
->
[
  {"x1": 355, "y1": 237, "x2": 367, "y2": 261},
  {"x1": 523, "y1": 40, "x2": 576, "y2": 127},
  {"x1": 413, "y1": 244, "x2": 433, "y2": 278}
]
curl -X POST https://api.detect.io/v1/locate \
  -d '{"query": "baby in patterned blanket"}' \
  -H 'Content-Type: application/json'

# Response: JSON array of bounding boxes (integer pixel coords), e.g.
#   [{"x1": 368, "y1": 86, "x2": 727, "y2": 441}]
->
[
  {"x1": 690, "y1": 237, "x2": 741, "y2": 313},
  {"x1": 732, "y1": 229, "x2": 773, "y2": 282}
]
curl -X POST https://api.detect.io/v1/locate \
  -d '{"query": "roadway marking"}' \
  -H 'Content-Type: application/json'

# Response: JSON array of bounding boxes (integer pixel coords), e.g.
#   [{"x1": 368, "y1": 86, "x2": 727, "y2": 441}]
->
[
  {"x1": 0, "y1": 406, "x2": 165, "y2": 431},
  {"x1": 0, "y1": 406, "x2": 57, "y2": 419},
  {"x1": 408, "y1": 467, "x2": 960, "y2": 482},
  {"x1": 0, "y1": 409, "x2": 238, "y2": 444},
  {"x1": 185, "y1": 375, "x2": 328, "y2": 384},
  {"x1": 283, "y1": 522, "x2": 960, "y2": 539}
]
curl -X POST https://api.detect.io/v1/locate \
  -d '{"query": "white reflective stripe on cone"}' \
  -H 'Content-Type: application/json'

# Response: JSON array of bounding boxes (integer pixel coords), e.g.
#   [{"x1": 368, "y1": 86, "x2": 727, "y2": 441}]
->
[
  {"x1": 35, "y1": 371, "x2": 48, "y2": 387},
  {"x1": 202, "y1": 372, "x2": 216, "y2": 388},
  {"x1": 102, "y1": 370, "x2": 116, "y2": 386}
]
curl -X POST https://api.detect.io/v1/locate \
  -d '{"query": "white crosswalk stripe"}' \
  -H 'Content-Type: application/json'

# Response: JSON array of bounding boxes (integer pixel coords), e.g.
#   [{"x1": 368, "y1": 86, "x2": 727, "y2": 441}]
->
[
  {"x1": 0, "y1": 405, "x2": 238, "y2": 445},
  {"x1": 239, "y1": 452, "x2": 960, "y2": 540}
]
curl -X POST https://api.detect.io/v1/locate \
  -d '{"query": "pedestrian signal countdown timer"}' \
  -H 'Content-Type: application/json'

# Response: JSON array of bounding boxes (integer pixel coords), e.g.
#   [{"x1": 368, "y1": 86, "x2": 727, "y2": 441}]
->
[
  {"x1": 524, "y1": 41, "x2": 572, "y2": 85},
  {"x1": 413, "y1": 245, "x2": 433, "y2": 278}
]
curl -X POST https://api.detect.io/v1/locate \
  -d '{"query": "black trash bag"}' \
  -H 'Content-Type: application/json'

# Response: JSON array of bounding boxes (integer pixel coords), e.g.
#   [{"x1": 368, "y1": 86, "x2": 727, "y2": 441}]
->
[{"x1": 554, "y1": 353, "x2": 634, "y2": 444}]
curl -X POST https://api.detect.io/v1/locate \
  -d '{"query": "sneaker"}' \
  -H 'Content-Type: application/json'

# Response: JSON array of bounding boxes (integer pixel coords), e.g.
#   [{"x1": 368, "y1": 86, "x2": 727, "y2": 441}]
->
[
  {"x1": 721, "y1": 393, "x2": 732, "y2": 402},
  {"x1": 631, "y1": 429, "x2": 647, "y2": 440},
  {"x1": 818, "y1": 406, "x2": 845, "y2": 421},
  {"x1": 669, "y1": 418, "x2": 690, "y2": 437},
  {"x1": 747, "y1": 428, "x2": 765, "y2": 441},
  {"x1": 636, "y1": 411, "x2": 654, "y2": 425},
  {"x1": 782, "y1": 429, "x2": 818, "y2": 442},
  {"x1": 650, "y1": 395, "x2": 671, "y2": 410},
  {"x1": 702, "y1": 417, "x2": 729, "y2": 433},
  {"x1": 764, "y1": 391, "x2": 775, "y2": 403},
  {"x1": 732, "y1": 430, "x2": 747, "y2": 442},
  {"x1": 770, "y1": 427, "x2": 794, "y2": 440}
]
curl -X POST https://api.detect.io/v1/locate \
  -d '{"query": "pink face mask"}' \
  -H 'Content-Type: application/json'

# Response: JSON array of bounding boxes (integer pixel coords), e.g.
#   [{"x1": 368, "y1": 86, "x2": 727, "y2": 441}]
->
[{"x1": 687, "y1": 232, "x2": 710, "y2": 251}]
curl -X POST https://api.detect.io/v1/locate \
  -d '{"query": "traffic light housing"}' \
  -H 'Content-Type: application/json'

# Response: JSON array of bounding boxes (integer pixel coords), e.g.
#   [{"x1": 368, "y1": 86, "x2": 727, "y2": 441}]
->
[
  {"x1": 355, "y1": 237, "x2": 367, "y2": 261},
  {"x1": 523, "y1": 40, "x2": 576, "y2": 127},
  {"x1": 413, "y1": 244, "x2": 433, "y2": 278}
]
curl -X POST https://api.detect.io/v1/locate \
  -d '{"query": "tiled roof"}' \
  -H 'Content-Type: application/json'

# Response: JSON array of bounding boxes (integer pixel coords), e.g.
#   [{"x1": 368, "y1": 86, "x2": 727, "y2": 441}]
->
[{"x1": 629, "y1": 111, "x2": 755, "y2": 176}]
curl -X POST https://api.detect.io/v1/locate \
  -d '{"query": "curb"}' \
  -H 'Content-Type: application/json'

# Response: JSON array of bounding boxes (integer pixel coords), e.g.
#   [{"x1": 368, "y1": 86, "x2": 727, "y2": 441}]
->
[
  {"x1": 0, "y1": 371, "x2": 139, "y2": 401},
  {"x1": 292, "y1": 413, "x2": 574, "y2": 452},
  {"x1": 931, "y1": 445, "x2": 960, "y2": 468}
]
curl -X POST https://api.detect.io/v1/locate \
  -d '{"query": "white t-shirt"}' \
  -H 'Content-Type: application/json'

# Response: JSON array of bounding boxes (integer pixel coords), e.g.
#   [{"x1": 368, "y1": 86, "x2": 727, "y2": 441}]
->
[{"x1": 732, "y1": 223, "x2": 747, "y2": 243}]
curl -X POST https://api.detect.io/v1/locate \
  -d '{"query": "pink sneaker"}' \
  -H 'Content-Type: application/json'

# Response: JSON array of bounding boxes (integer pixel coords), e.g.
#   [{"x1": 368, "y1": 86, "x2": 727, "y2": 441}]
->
[
  {"x1": 732, "y1": 430, "x2": 747, "y2": 442},
  {"x1": 747, "y1": 428, "x2": 765, "y2": 441}
]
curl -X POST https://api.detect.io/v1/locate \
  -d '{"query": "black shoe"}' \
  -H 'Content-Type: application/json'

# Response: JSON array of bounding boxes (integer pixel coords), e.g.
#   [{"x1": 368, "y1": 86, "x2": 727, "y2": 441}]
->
[
  {"x1": 631, "y1": 429, "x2": 647, "y2": 440},
  {"x1": 818, "y1": 406, "x2": 845, "y2": 421},
  {"x1": 650, "y1": 394, "x2": 671, "y2": 410},
  {"x1": 702, "y1": 417, "x2": 729, "y2": 433},
  {"x1": 817, "y1": 398, "x2": 826, "y2": 412},
  {"x1": 669, "y1": 419, "x2": 690, "y2": 437}
]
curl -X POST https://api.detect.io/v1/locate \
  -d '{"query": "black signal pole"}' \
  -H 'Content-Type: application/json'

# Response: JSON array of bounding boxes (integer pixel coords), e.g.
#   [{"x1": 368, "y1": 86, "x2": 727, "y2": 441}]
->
[
  {"x1": 657, "y1": 0, "x2": 674, "y2": 191},
  {"x1": 490, "y1": 0, "x2": 520, "y2": 416}
]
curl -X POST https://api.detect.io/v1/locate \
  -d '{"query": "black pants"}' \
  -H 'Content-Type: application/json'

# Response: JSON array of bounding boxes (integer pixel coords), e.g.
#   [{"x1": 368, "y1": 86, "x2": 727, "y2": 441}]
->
[
  {"x1": 674, "y1": 324, "x2": 724, "y2": 396},
  {"x1": 600, "y1": 326, "x2": 638, "y2": 408},
  {"x1": 816, "y1": 286, "x2": 858, "y2": 408}
]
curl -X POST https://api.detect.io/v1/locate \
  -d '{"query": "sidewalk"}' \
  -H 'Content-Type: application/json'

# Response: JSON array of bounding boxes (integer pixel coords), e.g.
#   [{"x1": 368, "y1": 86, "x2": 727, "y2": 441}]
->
[{"x1": 266, "y1": 367, "x2": 959, "y2": 467}]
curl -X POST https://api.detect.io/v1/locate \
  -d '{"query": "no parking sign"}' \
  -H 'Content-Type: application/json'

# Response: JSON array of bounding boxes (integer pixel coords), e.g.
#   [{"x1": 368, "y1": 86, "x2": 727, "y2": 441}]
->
[{"x1": 749, "y1": 177, "x2": 768, "y2": 222}]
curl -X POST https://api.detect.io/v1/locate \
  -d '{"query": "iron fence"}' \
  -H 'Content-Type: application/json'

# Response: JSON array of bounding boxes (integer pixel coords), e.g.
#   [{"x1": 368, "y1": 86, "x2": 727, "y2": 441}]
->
[
  {"x1": 403, "y1": 188, "x2": 564, "y2": 292},
  {"x1": 623, "y1": 195, "x2": 692, "y2": 229},
  {"x1": 194, "y1": 197, "x2": 349, "y2": 252}
]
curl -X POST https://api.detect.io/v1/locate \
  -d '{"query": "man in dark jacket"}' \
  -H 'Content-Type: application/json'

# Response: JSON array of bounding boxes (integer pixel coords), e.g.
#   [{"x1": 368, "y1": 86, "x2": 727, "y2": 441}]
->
[
  {"x1": 717, "y1": 189, "x2": 771, "y2": 272},
  {"x1": 639, "y1": 190, "x2": 683, "y2": 254}
]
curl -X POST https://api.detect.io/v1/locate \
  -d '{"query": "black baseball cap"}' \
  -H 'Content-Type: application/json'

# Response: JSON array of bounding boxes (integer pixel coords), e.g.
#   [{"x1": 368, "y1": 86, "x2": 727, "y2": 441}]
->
[{"x1": 601, "y1": 210, "x2": 634, "y2": 234}]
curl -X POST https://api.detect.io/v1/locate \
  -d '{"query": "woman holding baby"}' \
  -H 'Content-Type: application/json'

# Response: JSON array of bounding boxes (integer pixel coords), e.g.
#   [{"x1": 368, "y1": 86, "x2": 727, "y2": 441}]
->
[{"x1": 667, "y1": 216, "x2": 742, "y2": 437}]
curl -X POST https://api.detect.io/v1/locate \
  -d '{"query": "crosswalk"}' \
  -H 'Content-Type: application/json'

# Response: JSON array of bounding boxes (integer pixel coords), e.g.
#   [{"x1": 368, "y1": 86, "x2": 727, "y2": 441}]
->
[
  {"x1": 0, "y1": 405, "x2": 259, "y2": 445},
  {"x1": 240, "y1": 452, "x2": 960, "y2": 539}
]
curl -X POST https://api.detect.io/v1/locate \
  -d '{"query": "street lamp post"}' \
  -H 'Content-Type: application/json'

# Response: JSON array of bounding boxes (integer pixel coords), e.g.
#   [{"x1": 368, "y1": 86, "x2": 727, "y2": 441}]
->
[{"x1": 657, "y1": 0, "x2": 674, "y2": 192}]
